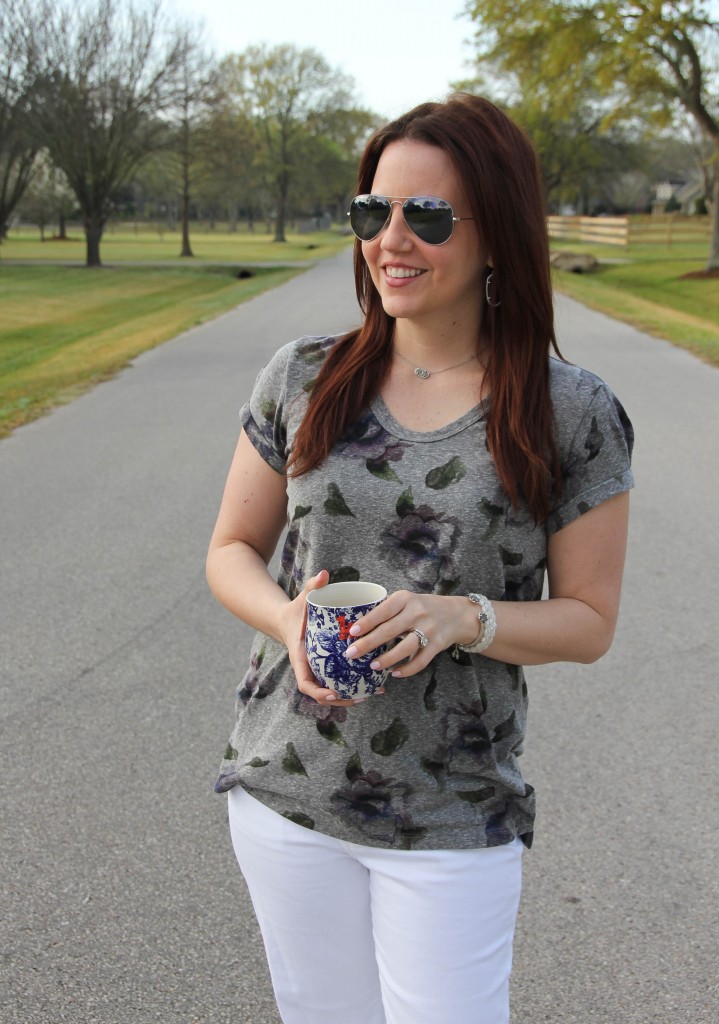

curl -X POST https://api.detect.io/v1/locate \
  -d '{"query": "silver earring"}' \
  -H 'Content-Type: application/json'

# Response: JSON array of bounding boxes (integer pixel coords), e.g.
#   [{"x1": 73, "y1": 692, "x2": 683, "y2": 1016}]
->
[{"x1": 485, "y1": 272, "x2": 500, "y2": 307}]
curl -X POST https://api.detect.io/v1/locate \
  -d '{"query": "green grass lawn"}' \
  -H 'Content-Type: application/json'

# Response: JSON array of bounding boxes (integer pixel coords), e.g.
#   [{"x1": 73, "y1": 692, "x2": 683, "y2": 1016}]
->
[
  {"x1": 1, "y1": 225, "x2": 352, "y2": 264},
  {"x1": 0, "y1": 224, "x2": 355, "y2": 438},
  {"x1": 0, "y1": 263, "x2": 304, "y2": 438},
  {"x1": 550, "y1": 239, "x2": 719, "y2": 366}
]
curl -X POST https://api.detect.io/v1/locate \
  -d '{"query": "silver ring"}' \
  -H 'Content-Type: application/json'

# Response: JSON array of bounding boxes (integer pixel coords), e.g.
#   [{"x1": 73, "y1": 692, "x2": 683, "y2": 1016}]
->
[{"x1": 412, "y1": 627, "x2": 429, "y2": 649}]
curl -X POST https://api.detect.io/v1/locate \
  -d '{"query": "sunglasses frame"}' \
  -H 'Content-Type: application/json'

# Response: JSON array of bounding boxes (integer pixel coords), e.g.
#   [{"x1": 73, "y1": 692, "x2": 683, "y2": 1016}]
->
[{"x1": 347, "y1": 194, "x2": 475, "y2": 246}]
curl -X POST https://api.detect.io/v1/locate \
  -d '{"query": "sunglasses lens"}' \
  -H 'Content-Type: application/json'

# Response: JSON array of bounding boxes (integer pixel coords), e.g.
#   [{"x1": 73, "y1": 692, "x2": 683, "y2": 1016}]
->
[
  {"x1": 348, "y1": 195, "x2": 457, "y2": 244},
  {"x1": 349, "y1": 195, "x2": 391, "y2": 241},
  {"x1": 404, "y1": 197, "x2": 455, "y2": 244}
]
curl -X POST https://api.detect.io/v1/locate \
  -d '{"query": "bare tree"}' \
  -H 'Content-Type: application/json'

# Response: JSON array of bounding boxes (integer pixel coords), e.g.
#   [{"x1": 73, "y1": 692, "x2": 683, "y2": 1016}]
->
[
  {"x1": 0, "y1": 0, "x2": 40, "y2": 239},
  {"x1": 29, "y1": 0, "x2": 186, "y2": 266},
  {"x1": 170, "y1": 25, "x2": 216, "y2": 258}
]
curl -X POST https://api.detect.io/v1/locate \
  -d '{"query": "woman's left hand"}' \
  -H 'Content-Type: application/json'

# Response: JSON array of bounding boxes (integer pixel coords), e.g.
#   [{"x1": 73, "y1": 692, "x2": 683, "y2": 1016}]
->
[{"x1": 343, "y1": 591, "x2": 471, "y2": 678}]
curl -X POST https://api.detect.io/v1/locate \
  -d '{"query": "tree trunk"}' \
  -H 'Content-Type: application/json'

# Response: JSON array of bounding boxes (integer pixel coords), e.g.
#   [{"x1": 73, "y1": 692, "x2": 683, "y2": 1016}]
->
[
  {"x1": 180, "y1": 185, "x2": 193, "y2": 257},
  {"x1": 84, "y1": 214, "x2": 103, "y2": 267},
  {"x1": 228, "y1": 200, "x2": 238, "y2": 233},
  {"x1": 706, "y1": 175, "x2": 719, "y2": 271},
  {"x1": 274, "y1": 210, "x2": 286, "y2": 242},
  {"x1": 180, "y1": 114, "x2": 193, "y2": 258},
  {"x1": 58, "y1": 212, "x2": 67, "y2": 240},
  {"x1": 274, "y1": 173, "x2": 288, "y2": 243}
]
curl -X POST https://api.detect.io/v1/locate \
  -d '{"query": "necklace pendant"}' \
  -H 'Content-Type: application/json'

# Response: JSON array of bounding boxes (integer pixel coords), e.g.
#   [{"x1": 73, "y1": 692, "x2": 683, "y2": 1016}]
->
[{"x1": 414, "y1": 367, "x2": 431, "y2": 379}]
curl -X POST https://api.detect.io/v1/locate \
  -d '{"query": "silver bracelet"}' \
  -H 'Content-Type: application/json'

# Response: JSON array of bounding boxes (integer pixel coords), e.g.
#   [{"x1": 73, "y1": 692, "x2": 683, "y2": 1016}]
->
[{"x1": 455, "y1": 593, "x2": 497, "y2": 655}]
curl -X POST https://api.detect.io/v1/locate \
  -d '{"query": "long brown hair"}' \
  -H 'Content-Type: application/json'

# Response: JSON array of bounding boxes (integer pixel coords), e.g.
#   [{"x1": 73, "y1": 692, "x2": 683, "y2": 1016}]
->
[{"x1": 288, "y1": 93, "x2": 562, "y2": 523}]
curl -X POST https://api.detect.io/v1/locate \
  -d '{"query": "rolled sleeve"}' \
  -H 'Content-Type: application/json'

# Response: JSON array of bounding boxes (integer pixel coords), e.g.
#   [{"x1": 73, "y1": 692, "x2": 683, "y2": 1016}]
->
[{"x1": 547, "y1": 384, "x2": 634, "y2": 536}]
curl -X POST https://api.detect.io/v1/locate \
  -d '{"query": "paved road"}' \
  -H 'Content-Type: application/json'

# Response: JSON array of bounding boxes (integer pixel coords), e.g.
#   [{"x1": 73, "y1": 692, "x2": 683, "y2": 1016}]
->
[{"x1": 1, "y1": 249, "x2": 717, "y2": 1023}]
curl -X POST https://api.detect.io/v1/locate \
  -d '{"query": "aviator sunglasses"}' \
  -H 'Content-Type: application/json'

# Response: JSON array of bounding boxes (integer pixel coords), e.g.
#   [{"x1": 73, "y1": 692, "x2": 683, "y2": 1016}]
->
[{"x1": 348, "y1": 194, "x2": 475, "y2": 246}]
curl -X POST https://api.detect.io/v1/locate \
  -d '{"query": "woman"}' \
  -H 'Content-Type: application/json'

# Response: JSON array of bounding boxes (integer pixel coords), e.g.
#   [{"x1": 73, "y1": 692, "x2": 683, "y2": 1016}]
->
[{"x1": 207, "y1": 94, "x2": 634, "y2": 1024}]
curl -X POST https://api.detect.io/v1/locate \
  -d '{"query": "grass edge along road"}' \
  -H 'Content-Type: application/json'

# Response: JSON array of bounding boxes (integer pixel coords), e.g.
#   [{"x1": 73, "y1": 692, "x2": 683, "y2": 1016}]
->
[
  {"x1": 0, "y1": 228, "x2": 352, "y2": 439},
  {"x1": 0, "y1": 263, "x2": 306, "y2": 438},
  {"x1": 550, "y1": 240, "x2": 719, "y2": 368}
]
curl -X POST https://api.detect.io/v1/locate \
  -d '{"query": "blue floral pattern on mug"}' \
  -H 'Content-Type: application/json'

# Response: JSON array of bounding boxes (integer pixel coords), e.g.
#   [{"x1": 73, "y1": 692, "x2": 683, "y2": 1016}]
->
[{"x1": 306, "y1": 583, "x2": 390, "y2": 699}]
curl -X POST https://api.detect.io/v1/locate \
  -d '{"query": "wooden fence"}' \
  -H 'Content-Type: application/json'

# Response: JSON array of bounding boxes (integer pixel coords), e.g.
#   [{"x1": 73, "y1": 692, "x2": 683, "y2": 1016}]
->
[
  {"x1": 547, "y1": 214, "x2": 711, "y2": 248},
  {"x1": 548, "y1": 215, "x2": 628, "y2": 246}
]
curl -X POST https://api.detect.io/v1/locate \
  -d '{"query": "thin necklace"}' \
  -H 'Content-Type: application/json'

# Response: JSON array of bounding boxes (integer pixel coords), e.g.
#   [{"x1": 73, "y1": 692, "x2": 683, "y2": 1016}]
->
[{"x1": 394, "y1": 349, "x2": 478, "y2": 379}]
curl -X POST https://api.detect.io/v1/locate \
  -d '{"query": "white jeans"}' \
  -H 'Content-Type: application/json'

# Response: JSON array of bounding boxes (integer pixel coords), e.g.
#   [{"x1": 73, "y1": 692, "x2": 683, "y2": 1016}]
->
[{"x1": 228, "y1": 786, "x2": 523, "y2": 1024}]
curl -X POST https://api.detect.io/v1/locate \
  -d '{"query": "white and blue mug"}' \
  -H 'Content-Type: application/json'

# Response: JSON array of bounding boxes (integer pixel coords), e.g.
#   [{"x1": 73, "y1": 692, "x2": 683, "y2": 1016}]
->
[{"x1": 305, "y1": 581, "x2": 389, "y2": 699}]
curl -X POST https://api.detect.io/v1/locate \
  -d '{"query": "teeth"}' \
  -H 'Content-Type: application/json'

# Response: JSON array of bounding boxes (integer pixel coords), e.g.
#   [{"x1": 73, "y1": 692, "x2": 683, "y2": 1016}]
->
[{"x1": 385, "y1": 266, "x2": 423, "y2": 279}]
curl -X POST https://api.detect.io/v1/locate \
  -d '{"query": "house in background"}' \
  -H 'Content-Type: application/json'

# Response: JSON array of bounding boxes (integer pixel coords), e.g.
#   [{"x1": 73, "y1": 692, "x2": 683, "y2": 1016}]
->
[
  {"x1": 675, "y1": 177, "x2": 705, "y2": 213},
  {"x1": 652, "y1": 177, "x2": 705, "y2": 214}
]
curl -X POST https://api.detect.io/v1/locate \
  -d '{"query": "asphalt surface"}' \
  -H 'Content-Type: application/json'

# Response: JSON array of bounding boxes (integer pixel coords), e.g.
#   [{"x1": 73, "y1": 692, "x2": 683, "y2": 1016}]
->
[{"x1": 1, "y1": 248, "x2": 717, "y2": 1023}]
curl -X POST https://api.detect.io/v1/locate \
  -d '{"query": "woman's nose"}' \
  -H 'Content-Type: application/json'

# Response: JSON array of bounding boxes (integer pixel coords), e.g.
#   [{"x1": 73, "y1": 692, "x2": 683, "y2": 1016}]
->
[{"x1": 379, "y1": 202, "x2": 413, "y2": 250}]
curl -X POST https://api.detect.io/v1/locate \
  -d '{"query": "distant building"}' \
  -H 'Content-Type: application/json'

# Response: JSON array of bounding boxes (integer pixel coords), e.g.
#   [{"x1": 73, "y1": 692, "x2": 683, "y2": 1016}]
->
[
  {"x1": 652, "y1": 177, "x2": 705, "y2": 214},
  {"x1": 674, "y1": 177, "x2": 705, "y2": 214}
]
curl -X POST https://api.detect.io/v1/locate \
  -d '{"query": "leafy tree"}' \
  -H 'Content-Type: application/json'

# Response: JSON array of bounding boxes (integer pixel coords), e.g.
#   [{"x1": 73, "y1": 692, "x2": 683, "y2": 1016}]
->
[
  {"x1": 303, "y1": 104, "x2": 378, "y2": 219},
  {"x1": 201, "y1": 48, "x2": 373, "y2": 239},
  {"x1": 29, "y1": 0, "x2": 187, "y2": 266},
  {"x1": 503, "y1": 94, "x2": 639, "y2": 213},
  {"x1": 454, "y1": 60, "x2": 647, "y2": 213},
  {"x1": 236, "y1": 44, "x2": 360, "y2": 242},
  {"x1": 194, "y1": 56, "x2": 265, "y2": 231},
  {"x1": 0, "y1": 0, "x2": 40, "y2": 239},
  {"x1": 454, "y1": 45, "x2": 642, "y2": 214},
  {"x1": 462, "y1": 0, "x2": 719, "y2": 268},
  {"x1": 129, "y1": 148, "x2": 179, "y2": 227}
]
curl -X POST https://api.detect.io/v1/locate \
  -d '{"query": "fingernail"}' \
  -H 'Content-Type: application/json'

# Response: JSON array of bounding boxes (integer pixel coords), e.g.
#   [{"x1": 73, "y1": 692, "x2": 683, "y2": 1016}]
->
[
  {"x1": 349, "y1": 624, "x2": 361, "y2": 636},
  {"x1": 370, "y1": 660, "x2": 381, "y2": 670},
  {"x1": 324, "y1": 692, "x2": 337, "y2": 701},
  {"x1": 391, "y1": 671, "x2": 402, "y2": 678},
  {"x1": 344, "y1": 645, "x2": 358, "y2": 659},
  {"x1": 353, "y1": 696, "x2": 368, "y2": 704}
]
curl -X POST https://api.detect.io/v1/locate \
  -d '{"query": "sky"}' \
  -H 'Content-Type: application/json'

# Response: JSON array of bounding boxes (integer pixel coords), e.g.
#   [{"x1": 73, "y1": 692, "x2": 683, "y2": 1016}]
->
[{"x1": 170, "y1": 0, "x2": 478, "y2": 120}]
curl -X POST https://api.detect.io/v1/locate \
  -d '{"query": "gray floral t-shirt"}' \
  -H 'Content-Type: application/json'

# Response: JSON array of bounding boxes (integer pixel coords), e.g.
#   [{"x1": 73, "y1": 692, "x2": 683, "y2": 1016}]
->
[{"x1": 215, "y1": 336, "x2": 634, "y2": 850}]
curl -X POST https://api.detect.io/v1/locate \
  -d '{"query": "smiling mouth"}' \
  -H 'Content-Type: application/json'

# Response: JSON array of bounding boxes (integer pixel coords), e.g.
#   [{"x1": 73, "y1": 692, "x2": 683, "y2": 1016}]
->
[{"x1": 384, "y1": 267, "x2": 426, "y2": 279}]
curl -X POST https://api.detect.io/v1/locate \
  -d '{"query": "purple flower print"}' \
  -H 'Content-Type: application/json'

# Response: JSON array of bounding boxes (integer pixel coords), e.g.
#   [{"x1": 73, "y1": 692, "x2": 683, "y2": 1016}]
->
[
  {"x1": 280, "y1": 521, "x2": 310, "y2": 599},
  {"x1": 237, "y1": 644, "x2": 279, "y2": 706},
  {"x1": 288, "y1": 686, "x2": 349, "y2": 724},
  {"x1": 330, "y1": 766, "x2": 419, "y2": 845},
  {"x1": 378, "y1": 488, "x2": 462, "y2": 593},
  {"x1": 335, "y1": 413, "x2": 407, "y2": 480},
  {"x1": 335, "y1": 413, "x2": 400, "y2": 461}
]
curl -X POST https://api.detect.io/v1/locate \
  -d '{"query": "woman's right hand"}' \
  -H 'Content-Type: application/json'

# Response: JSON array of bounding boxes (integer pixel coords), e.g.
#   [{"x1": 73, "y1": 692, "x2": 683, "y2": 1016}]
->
[{"x1": 281, "y1": 570, "x2": 365, "y2": 707}]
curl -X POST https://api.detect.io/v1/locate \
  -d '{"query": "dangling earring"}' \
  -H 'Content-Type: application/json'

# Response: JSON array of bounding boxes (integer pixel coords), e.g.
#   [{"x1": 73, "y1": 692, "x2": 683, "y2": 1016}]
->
[{"x1": 485, "y1": 272, "x2": 500, "y2": 308}]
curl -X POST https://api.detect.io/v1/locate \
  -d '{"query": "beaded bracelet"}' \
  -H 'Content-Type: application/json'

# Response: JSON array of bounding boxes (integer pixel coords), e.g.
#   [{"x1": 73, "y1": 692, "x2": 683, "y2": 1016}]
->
[{"x1": 453, "y1": 593, "x2": 497, "y2": 655}]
